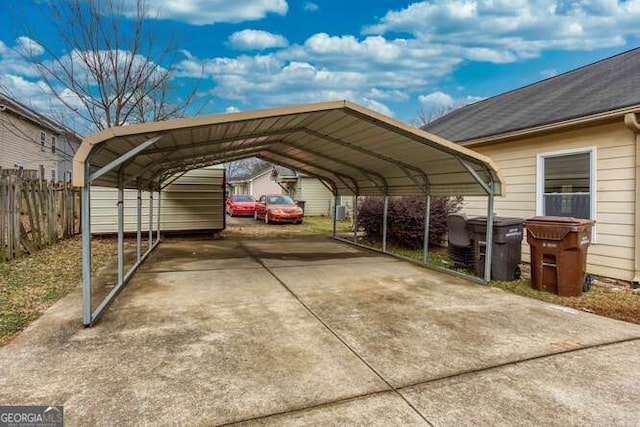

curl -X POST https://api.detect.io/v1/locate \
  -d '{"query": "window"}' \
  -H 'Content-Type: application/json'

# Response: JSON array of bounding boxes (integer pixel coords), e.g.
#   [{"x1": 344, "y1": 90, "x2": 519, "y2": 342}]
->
[
  {"x1": 537, "y1": 148, "x2": 596, "y2": 221},
  {"x1": 40, "y1": 132, "x2": 46, "y2": 151},
  {"x1": 51, "y1": 170, "x2": 57, "y2": 182},
  {"x1": 51, "y1": 136, "x2": 56, "y2": 154}
]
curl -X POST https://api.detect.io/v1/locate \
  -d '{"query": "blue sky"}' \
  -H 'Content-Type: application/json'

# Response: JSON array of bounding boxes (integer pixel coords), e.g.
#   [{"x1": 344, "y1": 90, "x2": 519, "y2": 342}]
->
[{"x1": 1, "y1": 0, "x2": 639, "y2": 130}]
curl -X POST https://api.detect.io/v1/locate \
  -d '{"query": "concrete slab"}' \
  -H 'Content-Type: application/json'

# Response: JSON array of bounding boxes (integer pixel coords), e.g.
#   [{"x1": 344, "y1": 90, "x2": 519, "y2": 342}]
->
[
  {"x1": 2, "y1": 238, "x2": 639, "y2": 425},
  {"x1": 269, "y1": 255, "x2": 640, "y2": 388},
  {"x1": 0, "y1": 253, "x2": 388, "y2": 425},
  {"x1": 401, "y1": 340, "x2": 640, "y2": 426},
  {"x1": 243, "y1": 238, "x2": 399, "y2": 268},
  {"x1": 239, "y1": 392, "x2": 425, "y2": 426},
  {"x1": 139, "y1": 239, "x2": 261, "y2": 272}
]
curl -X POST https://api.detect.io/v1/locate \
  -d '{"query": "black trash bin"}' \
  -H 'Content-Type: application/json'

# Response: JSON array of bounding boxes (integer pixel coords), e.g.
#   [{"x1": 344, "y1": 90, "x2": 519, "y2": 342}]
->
[
  {"x1": 466, "y1": 217, "x2": 524, "y2": 281},
  {"x1": 295, "y1": 200, "x2": 306, "y2": 213}
]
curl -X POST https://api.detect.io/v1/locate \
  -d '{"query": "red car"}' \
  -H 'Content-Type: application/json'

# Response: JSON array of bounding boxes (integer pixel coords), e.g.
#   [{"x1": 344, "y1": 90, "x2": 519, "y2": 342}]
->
[
  {"x1": 226, "y1": 195, "x2": 256, "y2": 216},
  {"x1": 254, "y1": 194, "x2": 303, "y2": 224}
]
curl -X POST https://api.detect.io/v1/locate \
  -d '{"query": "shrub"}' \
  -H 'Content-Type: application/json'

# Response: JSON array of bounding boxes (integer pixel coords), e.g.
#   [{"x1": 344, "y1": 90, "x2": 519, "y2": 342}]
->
[{"x1": 358, "y1": 196, "x2": 463, "y2": 249}]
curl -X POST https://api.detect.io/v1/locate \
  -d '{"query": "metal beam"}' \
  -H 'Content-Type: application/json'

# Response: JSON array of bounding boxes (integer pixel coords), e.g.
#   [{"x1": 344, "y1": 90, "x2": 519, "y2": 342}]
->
[
  {"x1": 301, "y1": 128, "x2": 429, "y2": 194},
  {"x1": 266, "y1": 149, "x2": 359, "y2": 195},
  {"x1": 117, "y1": 175, "x2": 124, "y2": 284},
  {"x1": 256, "y1": 154, "x2": 339, "y2": 195},
  {"x1": 353, "y1": 195, "x2": 359, "y2": 243},
  {"x1": 141, "y1": 127, "x2": 305, "y2": 156},
  {"x1": 136, "y1": 179, "x2": 142, "y2": 262},
  {"x1": 423, "y1": 195, "x2": 430, "y2": 264},
  {"x1": 81, "y1": 160, "x2": 92, "y2": 326},
  {"x1": 484, "y1": 179, "x2": 495, "y2": 283},
  {"x1": 125, "y1": 141, "x2": 275, "y2": 184},
  {"x1": 382, "y1": 196, "x2": 389, "y2": 253},
  {"x1": 277, "y1": 140, "x2": 390, "y2": 195},
  {"x1": 89, "y1": 134, "x2": 164, "y2": 183},
  {"x1": 333, "y1": 193, "x2": 339, "y2": 236},
  {"x1": 456, "y1": 157, "x2": 491, "y2": 194}
]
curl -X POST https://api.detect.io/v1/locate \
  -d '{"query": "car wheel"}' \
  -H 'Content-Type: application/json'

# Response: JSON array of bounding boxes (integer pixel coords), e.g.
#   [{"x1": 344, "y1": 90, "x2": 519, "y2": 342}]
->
[{"x1": 264, "y1": 213, "x2": 269, "y2": 224}]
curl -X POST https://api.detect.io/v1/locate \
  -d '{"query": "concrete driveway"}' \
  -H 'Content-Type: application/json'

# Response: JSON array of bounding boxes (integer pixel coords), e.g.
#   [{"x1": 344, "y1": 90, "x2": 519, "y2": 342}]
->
[{"x1": 1, "y1": 237, "x2": 639, "y2": 425}]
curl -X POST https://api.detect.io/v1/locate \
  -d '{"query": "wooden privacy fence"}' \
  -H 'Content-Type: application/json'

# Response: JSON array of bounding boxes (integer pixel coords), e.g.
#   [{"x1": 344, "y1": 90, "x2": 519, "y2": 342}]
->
[{"x1": 0, "y1": 168, "x2": 80, "y2": 261}]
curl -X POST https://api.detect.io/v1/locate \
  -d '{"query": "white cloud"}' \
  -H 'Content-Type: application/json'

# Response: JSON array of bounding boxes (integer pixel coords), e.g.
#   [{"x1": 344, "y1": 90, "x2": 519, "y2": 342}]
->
[
  {"x1": 120, "y1": 0, "x2": 288, "y2": 25},
  {"x1": 540, "y1": 68, "x2": 558, "y2": 78},
  {"x1": 364, "y1": 0, "x2": 640, "y2": 62},
  {"x1": 303, "y1": 2, "x2": 319, "y2": 12},
  {"x1": 418, "y1": 91, "x2": 455, "y2": 107},
  {"x1": 225, "y1": 106, "x2": 241, "y2": 113},
  {"x1": 16, "y1": 37, "x2": 44, "y2": 56},
  {"x1": 228, "y1": 29, "x2": 289, "y2": 50},
  {"x1": 419, "y1": 91, "x2": 484, "y2": 108}
]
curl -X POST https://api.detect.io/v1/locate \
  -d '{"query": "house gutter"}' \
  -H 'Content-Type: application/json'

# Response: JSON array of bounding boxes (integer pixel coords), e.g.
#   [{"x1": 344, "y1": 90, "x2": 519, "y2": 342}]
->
[{"x1": 624, "y1": 112, "x2": 640, "y2": 286}]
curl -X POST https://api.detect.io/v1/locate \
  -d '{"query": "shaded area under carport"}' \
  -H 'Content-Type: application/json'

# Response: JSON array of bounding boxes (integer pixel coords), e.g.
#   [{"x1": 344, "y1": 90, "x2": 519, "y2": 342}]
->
[{"x1": 1, "y1": 238, "x2": 639, "y2": 425}]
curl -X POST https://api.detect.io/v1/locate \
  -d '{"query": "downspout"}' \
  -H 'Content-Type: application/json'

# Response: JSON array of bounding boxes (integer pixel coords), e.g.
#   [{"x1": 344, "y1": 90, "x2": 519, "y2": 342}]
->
[{"x1": 624, "y1": 112, "x2": 640, "y2": 287}]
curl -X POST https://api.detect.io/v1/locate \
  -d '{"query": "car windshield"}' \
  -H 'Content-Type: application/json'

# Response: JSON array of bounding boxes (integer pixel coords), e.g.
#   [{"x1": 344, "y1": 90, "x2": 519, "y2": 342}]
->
[
  {"x1": 232, "y1": 195, "x2": 254, "y2": 202},
  {"x1": 266, "y1": 195, "x2": 294, "y2": 204}
]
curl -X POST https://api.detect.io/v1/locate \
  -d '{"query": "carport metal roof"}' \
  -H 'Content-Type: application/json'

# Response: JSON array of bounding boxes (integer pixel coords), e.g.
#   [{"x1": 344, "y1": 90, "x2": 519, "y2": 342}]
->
[
  {"x1": 75, "y1": 100, "x2": 505, "y2": 327},
  {"x1": 73, "y1": 100, "x2": 504, "y2": 197}
]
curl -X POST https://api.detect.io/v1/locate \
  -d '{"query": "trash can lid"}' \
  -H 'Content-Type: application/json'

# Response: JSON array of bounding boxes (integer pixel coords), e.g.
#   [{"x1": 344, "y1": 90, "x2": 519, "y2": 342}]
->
[
  {"x1": 466, "y1": 216, "x2": 524, "y2": 227},
  {"x1": 524, "y1": 216, "x2": 593, "y2": 225}
]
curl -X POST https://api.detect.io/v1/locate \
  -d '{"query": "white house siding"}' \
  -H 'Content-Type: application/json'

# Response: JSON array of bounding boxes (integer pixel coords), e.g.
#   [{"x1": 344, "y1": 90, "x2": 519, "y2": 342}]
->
[
  {"x1": 250, "y1": 171, "x2": 283, "y2": 198},
  {"x1": 297, "y1": 176, "x2": 333, "y2": 216},
  {"x1": 462, "y1": 120, "x2": 635, "y2": 281},
  {"x1": 0, "y1": 110, "x2": 67, "y2": 179},
  {"x1": 90, "y1": 166, "x2": 225, "y2": 234}
]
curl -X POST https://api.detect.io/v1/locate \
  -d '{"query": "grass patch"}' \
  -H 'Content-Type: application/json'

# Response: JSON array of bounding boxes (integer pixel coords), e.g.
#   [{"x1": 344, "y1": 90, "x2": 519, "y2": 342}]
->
[
  {"x1": 492, "y1": 279, "x2": 640, "y2": 324},
  {"x1": 0, "y1": 236, "x2": 116, "y2": 346},
  {"x1": 221, "y1": 216, "x2": 352, "y2": 240}
]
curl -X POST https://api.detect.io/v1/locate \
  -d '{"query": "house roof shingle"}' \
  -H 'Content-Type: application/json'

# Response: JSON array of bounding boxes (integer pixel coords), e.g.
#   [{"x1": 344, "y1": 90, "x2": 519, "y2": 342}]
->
[{"x1": 424, "y1": 48, "x2": 640, "y2": 143}]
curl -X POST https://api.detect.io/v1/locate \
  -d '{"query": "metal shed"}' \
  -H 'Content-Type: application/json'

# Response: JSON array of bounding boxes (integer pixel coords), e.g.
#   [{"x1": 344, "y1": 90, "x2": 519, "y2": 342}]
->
[{"x1": 73, "y1": 100, "x2": 505, "y2": 326}]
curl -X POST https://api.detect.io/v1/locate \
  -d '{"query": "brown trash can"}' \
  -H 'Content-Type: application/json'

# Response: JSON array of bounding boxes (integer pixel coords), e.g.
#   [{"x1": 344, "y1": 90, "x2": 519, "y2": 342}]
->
[{"x1": 524, "y1": 216, "x2": 593, "y2": 297}]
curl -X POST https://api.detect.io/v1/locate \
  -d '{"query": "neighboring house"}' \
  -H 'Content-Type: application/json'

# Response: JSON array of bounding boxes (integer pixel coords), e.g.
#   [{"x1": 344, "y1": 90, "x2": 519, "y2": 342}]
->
[
  {"x1": 228, "y1": 167, "x2": 285, "y2": 198},
  {"x1": 229, "y1": 165, "x2": 338, "y2": 216},
  {"x1": 425, "y1": 48, "x2": 640, "y2": 283},
  {"x1": 0, "y1": 93, "x2": 80, "y2": 180}
]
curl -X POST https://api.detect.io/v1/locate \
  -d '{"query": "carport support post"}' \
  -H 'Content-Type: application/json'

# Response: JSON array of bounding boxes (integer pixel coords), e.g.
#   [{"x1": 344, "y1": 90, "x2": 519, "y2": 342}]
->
[
  {"x1": 81, "y1": 161, "x2": 92, "y2": 326},
  {"x1": 117, "y1": 175, "x2": 124, "y2": 285},
  {"x1": 148, "y1": 191, "x2": 154, "y2": 247},
  {"x1": 156, "y1": 186, "x2": 161, "y2": 241},
  {"x1": 332, "y1": 193, "x2": 339, "y2": 236},
  {"x1": 353, "y1": 195, "x2": 358, "y2": 243},
  {"x1": 484, "y1": 181, "x2": 495, "y2": 283},
  {"x1": 136, "y1": 181, "x2": 142, "y2": 262},
  {"x1": 382, "y1": 196, "x2": 389, "y2": 253},
  {"x1": 423, "y1": 195, "x2": 431, "y2": 264}
]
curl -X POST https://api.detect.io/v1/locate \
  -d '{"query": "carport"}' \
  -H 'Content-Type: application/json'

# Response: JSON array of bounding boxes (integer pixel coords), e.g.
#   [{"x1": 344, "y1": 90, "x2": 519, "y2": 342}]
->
[{"x1": 73, "y1": 100, "x2": 505, "y2": 326}]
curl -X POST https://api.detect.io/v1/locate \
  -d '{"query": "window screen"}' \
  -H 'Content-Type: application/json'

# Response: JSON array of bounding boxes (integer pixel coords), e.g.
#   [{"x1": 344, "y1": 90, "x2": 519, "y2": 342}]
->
[{"x1": 542, "y1": 152, "x2": 591, "y2": 219}]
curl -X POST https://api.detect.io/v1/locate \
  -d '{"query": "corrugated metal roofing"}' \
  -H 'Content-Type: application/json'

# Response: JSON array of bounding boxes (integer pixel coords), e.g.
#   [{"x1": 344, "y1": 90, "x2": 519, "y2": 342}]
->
[
  {"x1": 425, "y1": 48, "x2": 640, "y2": 143},
  {"x1": 73, "y1": 100, "x2": 504, "y2": 197}
]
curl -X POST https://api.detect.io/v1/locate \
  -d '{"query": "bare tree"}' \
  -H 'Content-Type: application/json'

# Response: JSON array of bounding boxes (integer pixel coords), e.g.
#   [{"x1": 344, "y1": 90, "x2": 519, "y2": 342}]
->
[
  {"x1": 412, "y1": 103, "x2": 462, "y2": 128},
  {"x1": 18, "y1": 0, "x2": 203, "y2": 133},
  {"x1": 224, "y1": 158, "x2": 272, "y2": 180}
]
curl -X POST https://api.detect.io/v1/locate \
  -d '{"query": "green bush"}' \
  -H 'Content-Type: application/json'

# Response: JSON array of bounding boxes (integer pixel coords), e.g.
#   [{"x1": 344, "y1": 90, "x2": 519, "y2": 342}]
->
[{"x1": 358, "y1": 196, "x2": 463, "y2": 248}]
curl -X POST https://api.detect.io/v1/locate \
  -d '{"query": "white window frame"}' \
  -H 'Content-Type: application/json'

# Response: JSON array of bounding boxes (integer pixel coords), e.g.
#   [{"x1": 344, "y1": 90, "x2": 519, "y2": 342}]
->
[{"x1": 536, "y1": 146, "x2": 597, "y2": 241}]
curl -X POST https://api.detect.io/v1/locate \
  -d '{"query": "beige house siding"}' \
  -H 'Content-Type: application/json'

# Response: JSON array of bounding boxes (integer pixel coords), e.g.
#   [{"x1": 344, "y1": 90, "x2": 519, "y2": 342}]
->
[
  {"x1": 250, "y1": 171, "x2": 283, "y2": 197},
  {"x1": 297, "y1": 177, "x2": 333, "y2": 216},
  {"x1": 462, "y1": 120, "x2": 635, "y2": 281},
  {"x1": 0, "y1": 110, "x2": 69, "y2": 178},
  {"x1": 91, "y1": 166, "x2": 225, "y2": 234}
]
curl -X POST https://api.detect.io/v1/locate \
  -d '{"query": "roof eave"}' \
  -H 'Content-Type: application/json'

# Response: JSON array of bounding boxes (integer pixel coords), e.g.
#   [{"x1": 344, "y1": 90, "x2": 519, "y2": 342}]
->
[{"x1": 459, "y1": 104, "x2": 640, "y2": 147}]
